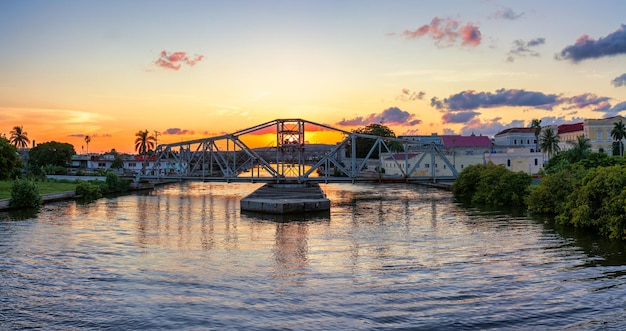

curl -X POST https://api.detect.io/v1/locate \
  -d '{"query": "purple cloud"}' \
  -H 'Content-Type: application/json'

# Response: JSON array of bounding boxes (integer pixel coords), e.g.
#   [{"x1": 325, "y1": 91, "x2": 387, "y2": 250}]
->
[
  {"x1": 506, "y1": 38, "x2": 545, "y2": 62},
  {"x1": 612, "y1": 73, "x2": 626, "y2": 87},
  {"x1": 431, "y1": 88, "x2": 560, "y2": 111},
  {"x1": 162, "y1": 128, "x2": 195, "y2": 135},
  {"x1": 489, "y1": 7, "x2": 524, "y2": 20},
  {"x1": 441, "y1": 111, "x2": 480, "y2": 124},
  {"x1": 556, "y1": 24, "x2": 626, "y2": 62},
  {"x1": 337, "y1": 107, "x2": 422, "y2": 126}
]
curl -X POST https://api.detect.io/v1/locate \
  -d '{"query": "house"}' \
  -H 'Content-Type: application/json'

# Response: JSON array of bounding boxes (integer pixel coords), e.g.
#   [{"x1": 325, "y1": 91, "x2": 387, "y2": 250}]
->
[
  {"x1": 493, "y1": 127, "x2": 539, "y2": 151},
  {"x1": 556, "y1": 116, "x2": 626, "y2": 154}
]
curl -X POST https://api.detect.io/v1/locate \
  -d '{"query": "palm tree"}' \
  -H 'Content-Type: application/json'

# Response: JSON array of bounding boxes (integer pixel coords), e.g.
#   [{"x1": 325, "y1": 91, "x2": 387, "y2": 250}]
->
[
  {"x1": 9, "y1": 125, "x2": 30, "y2": 149},
  {"x1": 540, "y1": 127, "x2": 560, "y2": 159},
  {"x1": 567, "y1": 135, "x2": 591, "y2": 162},
  {"x1": 135, "y1": 130, "x2": 156, "y2": 155},
  {"x1": 611, "y1": 120, "x2": 626, "y2": 156},
  {"x1": 84, "y1": 135, "x2": 91, "y2": 154},
  {"x1": 530, "y1": 118, "x2": 542, "y2": 152}
]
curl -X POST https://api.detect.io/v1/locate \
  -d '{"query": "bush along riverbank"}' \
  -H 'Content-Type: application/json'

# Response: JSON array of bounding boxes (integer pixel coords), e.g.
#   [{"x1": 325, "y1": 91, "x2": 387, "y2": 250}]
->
[
  {"x1": 452, "y1": 153, "x2": 626, "y2": 240},
  {"x1": 1, "y1": 172, "x2": 131, "y2": 211}
]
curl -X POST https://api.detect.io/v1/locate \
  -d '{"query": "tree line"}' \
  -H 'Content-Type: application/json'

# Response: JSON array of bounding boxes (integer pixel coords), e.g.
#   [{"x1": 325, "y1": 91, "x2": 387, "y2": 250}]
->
[{"x1": 453, "y1": 119, "x2": 626, "y2": 240}]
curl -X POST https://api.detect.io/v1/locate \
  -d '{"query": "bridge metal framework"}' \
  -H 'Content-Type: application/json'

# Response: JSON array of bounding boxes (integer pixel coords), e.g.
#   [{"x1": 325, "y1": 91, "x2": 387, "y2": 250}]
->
[{"x1": 144, "y1": 119, "x2": 459, "y2": 183}]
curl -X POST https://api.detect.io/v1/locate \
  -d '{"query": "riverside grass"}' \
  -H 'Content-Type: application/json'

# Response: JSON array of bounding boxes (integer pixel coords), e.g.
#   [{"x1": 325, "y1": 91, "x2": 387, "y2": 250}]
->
[{"x1": 0, "y1": 180, "x2": 77, "y2": 200}]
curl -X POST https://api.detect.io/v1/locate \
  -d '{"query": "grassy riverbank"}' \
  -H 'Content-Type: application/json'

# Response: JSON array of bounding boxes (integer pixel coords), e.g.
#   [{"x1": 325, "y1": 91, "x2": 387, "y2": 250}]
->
[{"x1": 0, "y1": 180, "x2": 78, "y2": 199}]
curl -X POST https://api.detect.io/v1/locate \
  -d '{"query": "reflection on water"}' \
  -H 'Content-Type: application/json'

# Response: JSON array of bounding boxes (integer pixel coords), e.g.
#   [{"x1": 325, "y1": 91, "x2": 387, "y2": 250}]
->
[{"x1": 1, "y1": 182, "x2": 626, "y2": 330}]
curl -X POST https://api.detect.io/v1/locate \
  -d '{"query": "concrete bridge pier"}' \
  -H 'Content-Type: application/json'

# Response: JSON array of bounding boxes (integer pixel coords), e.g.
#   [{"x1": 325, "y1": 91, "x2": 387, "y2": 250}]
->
[{"x1": 240, "y1": 182, "x2": 330, "y2": 214}]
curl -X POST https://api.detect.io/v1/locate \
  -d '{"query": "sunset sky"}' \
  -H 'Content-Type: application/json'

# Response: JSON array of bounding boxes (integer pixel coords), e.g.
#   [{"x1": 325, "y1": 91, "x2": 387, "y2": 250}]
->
[{"x1": 1, "y1": 0, "x2": 625, "y2": 154}]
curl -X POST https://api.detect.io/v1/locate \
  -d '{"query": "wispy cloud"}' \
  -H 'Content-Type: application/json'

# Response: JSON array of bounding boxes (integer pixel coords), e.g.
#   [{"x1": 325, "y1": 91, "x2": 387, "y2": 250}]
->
[
  {"x1": 506, "y1": 37, "x2": 545, "y2": 62},
  {"x1": 155, "y1": 50, "x2": 205, "y2": 71},
  {"x1": 162, "y1": 128, "x2": 195, "y2": 135},
  {"x1": 68, "y1": 133, "x2": 112, "y2": 138},
  {"x1": 396, "y1": 88, "x2": 426, "y2": 101},
  {"x1": 489, "y1": 7, "x2": 524, "y2": 20},
  {"x1": 337, "y1": 107, "x2": 422, "y2": 126},
  {"x1": 395, "y1": 17, "x2": 481, "y2": 47},
  {"x1": 555, "y1": 24, "x2": 626, "y2": 62},
  {"x1": 612, "y1": 73, "x2": 626, "y2": 87}
]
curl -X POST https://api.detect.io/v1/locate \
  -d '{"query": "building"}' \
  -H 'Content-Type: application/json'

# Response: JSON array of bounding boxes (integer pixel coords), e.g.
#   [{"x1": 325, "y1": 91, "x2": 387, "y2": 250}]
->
[
  {"x1": 556, "y1": 116, "x2": 626, "y2": 154},
  {"x1": 493, "y1": 127, "x2": 539, "y2": 151}
]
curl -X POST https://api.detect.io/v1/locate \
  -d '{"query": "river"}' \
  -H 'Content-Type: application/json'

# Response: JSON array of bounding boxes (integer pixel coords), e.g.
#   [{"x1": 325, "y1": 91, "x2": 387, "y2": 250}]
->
[{"x1": 1, "y1": 182, "x2": 626, "y2": 330}]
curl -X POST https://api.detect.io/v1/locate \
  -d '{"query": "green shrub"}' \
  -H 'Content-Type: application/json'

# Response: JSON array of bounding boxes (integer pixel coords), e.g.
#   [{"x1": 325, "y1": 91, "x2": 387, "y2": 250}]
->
[
  {"x1": 526, "y1": 164, "x2": 588, "y2": 214},
  {"x1": 105, "y1": 172, "x2": 129, "y2": 192},
  {"x1": 9, "y1": 179, "x2": 42, "y2": 208},
  {"x1": 76, "y1": 181, "x2": 102, "y2": 201},
  {"x1": 452, "y1": 163, "x2": 531, "y2": 206}
]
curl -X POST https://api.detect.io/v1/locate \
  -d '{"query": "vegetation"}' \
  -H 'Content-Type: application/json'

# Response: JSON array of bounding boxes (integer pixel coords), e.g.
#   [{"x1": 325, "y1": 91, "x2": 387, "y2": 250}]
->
[
  {"x1": 28, "y1": 141, "x2": 76, "y2": 175},
  {"x1": 452, "y1": 163, "x2": 531, "y2": 206},
  {"x1": 9, "y1": 125, "x2": 29, "y2": 149},
  {"x1": 85, "y1": 135, "x2": 91, "y2": 154},
  {"x1": 75, "y1": 172, "x2": 130, "y2": 202},
  {"x1": 135, "y1": 130, "x2": 156, "y2": 155},
  {"x1": 530, "y1": 118, "x2": 542, "y2": 152},
  {"x1": 0, "y1": 137, "x2": 22, "y2": 180},
  {"x1": 9, "y1": 179, "x2": 42, "y2": 208},
  {"x1": 345, "y1": 124, "x2": 404, "y2": 159},
  {"x1": 612, "y1": 120, "x2": 626, "y2": 156},
  {"x1": 540, "y1": 127, "x2": 560, "y2": 158}
]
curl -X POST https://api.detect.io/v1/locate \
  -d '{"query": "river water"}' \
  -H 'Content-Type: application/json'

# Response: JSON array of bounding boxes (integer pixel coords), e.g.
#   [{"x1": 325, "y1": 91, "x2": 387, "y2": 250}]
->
[{"x1": 1, "y1": 182, "x2": 626, "y2": 330}]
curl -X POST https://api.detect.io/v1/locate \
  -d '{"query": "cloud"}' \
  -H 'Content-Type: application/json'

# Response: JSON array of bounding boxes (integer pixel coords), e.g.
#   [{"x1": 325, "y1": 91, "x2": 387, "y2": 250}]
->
[
  {"x1": 556, "y1": 24, "x2": 626, "y2": 62},
  {"x1": 458, "y1": 117, "x2": 526, "y2": 136},
  {"x1": 442, "y1": 111, "x2": 481, "y2": 124},
  {"x1": 489, "y1": 7, "x2": 524, "y2": 20},
  {"x1": 396, "y1": 88, "x2": 426, "y2": 101},
  {"x1": 506, "y1": 37, "x2": 545, "y2": 62},
  {"x1": 155, "y1": 50, "x2": 205, "y2": 71},
  {"x1": 337, "y1": 107, "x2": 422, "y2": 126},
  {"x1": 162, "y1": 128, "x2": 195, "y2": 135},
  {"x1": 398, "y1": 17, "x2": 481, "y2": 47},
  {"x1": 612, "y1": 73, "x2": 626, "y2": 87},
  {"x1": 564, "y1": 93, "x2": 611, "y2": 110},
  {"x1": 431, "y1": 88, "x2": 561, "y2": 111},
  {"x1": 601, "y1": 101, "x2": 626, "y2": 116}
]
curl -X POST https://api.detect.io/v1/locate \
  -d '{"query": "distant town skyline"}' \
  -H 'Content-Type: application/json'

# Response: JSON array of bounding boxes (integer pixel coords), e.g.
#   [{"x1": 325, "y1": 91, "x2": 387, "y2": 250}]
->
[{"x1": 1, "y1": 0, "x2": 625, "y2": 153}]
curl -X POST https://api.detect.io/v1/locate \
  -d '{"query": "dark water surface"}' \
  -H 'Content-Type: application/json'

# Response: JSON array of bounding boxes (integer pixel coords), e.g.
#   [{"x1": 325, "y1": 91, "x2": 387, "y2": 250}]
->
[{"x1": 1, "y1": 182, "x2": 626, "y2": 330}]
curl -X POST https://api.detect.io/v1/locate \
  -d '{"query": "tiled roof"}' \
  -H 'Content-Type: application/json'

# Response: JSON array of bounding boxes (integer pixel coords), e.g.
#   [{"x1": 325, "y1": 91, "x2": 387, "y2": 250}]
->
[
  {"x1": 558, "y1": 122, "x2": 583, "y2": 134},
  {"x1": 442, "y1": 135, "x2": 492, "y2": 147}
]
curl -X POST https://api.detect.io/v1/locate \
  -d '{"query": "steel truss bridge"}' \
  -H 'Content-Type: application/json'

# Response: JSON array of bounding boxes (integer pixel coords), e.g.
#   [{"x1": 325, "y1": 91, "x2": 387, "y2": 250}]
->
[{"x1": 143, "y1": 119, "x2": 459, "y2": 183}]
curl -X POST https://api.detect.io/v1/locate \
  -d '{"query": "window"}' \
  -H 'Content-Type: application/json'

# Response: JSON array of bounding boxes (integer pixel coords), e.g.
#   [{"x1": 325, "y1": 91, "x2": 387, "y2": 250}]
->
[
  {"x1": 534, "y1": 158, "x2": 538, "y2": 166},
  {"x1": 98, "y1": 162, "x2": 106, "y2": 167},
  {"x1": 597, "y1": 131, "x2": 602, "y2": 141},
  {"x1": 129, "y1": 162, "x2": 136, "y2": 167},
  {"x1": 514, "y1": 139, "x2": 517, "y2": 144},
  {"x1": 507, "y1": 159, "x2": 511, "y2": 167},
  {"x1": 425, "y1": 164, "x2": 430, "y2": 168}
]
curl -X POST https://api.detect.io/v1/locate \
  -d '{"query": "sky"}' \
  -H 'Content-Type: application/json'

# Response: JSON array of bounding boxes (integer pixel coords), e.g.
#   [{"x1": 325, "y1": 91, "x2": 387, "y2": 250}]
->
[{"x1": 1, "y1": 0, "x2": 625, "y2": 154}]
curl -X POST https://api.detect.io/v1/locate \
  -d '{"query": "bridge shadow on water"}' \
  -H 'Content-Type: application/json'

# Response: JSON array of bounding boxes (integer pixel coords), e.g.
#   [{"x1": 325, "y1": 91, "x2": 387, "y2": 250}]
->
[{"x1": 241, "y1": 209, "x2": 331, "y2": 223}]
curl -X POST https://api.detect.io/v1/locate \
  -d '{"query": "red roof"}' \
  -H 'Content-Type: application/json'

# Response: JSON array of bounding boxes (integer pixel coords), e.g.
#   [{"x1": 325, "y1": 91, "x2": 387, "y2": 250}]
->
[
  {"x1": 442, "y1": 135, "x2": 492, "y2": 147},
  {"x1": 558, "y1": 122, "x2": 583, "y2": 134}
]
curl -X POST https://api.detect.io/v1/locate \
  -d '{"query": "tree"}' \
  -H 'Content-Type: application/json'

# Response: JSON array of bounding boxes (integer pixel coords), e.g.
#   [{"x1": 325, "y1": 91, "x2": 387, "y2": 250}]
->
[
  {"x1": 611, "y1": 120, "x2": 626, "y2": 156},
  {"x1": 28, "y1": 141, "x2": 76, "y2": 174},
  {"x1": 345, "y1": 124, "x2": 403, "y2": 159},
  {"x1": 134, "y1": 130, "x2": 156, "y2": 155},
  {"x1": 530, "y1": 119, "x2": 542, "y2": 152},
  {"x1": 540, "y1": 127, "x2": 560, "y2": 159},
  {"x1": 84, "y1": 135, "x2": 91, "y2": 154},
  {"x1": 566, "y1": 135, "x2": 591, "y2": 163},
  {"x1": 9, "y1": 125, "x2": 30, "y2": 149},
  {"x1": 0, "y1": 137, "x2": 22, "y2": 179}
]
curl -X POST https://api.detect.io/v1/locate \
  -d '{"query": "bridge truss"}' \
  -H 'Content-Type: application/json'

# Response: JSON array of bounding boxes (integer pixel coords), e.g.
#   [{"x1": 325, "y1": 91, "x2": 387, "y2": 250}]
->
[{"x1": 144, "y1": 119, "x2": 458, "y2": 183}]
